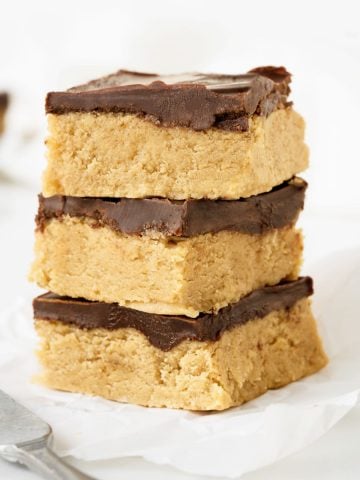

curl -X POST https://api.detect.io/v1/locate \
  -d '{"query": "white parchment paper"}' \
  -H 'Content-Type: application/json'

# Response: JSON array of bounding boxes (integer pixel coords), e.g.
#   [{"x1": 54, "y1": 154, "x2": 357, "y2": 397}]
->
[{"x1": 1, "y1": 248, "x2": 359, "y2": 478}]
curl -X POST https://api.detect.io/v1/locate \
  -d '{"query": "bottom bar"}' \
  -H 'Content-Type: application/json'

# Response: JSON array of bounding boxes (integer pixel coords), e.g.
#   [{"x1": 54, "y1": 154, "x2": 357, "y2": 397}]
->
[{"x1": 33, "y1": 279, "x2": 327, "y2": 411}]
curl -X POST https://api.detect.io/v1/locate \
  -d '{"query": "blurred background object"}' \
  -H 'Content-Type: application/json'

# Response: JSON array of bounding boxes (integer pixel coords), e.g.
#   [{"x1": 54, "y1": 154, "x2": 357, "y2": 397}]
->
[{"x1": 0, "y1": 93, "x2": 8, "y2": 135}]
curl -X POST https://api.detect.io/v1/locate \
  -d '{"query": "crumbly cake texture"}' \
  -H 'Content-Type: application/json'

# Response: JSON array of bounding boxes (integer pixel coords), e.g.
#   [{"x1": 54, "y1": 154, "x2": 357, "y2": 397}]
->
[
  {"x1": 34, "y1": 298, "x2": 327, "y2": 410},
  {"x1": 29, "y1": 217, "x2": 302, "y2": 317},
  {"x1": 43, "y1": 108, "x2": 308, "y2": 199}
]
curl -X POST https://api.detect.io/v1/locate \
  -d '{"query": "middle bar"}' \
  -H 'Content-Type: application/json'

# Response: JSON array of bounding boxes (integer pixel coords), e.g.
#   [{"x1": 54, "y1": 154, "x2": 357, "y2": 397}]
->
[{"x1": 30, "y1": 178, "x2": 305, "y2": 318}]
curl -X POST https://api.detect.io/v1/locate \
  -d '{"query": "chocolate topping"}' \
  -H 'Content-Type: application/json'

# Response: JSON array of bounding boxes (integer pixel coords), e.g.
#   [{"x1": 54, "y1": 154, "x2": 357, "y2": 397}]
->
[
  {"x1": 33, "y1": 277, "x2": 313, "y2": 351},
  {"x1": 46, "y1": 66, "x2": 291, "y2": 131},
  {"x1": 37, "y1": 177, "x2": 306, "y2": 237}
]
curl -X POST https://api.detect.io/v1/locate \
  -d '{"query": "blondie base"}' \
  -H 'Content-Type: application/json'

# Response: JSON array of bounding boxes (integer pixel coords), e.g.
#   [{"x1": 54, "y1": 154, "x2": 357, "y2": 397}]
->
[
  {"x1": 30, "y1": 219, "x2": 302, "y2": 317},
  {"x1": 43, "y1": 109, "x2": 308, "y2": 199}
]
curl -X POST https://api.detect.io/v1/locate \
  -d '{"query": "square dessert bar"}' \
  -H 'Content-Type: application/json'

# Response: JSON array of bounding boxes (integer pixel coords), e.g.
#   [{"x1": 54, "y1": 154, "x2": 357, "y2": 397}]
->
[
  {"x1": 0, "y1": 93, "x2": 8, "y2": 134},
  {"x1": 43, "y1": 67, "x2": 308, "y2": 199},
  {"x1": 33, "y1": 278, "x2": 327, "y2": 411},
  {"x1": 30, "y1": 178, "x2": 305, "y2": 317}
]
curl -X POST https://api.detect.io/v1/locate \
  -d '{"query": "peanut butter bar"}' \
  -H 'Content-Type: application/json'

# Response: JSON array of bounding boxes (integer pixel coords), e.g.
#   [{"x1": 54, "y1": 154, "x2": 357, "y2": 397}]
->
[
  {"x1": 33, "y1": 278, "x2": 327, "y2": 411},
  {"x1": 30, "y1": 179, "x2": 305, "y2": 317},
  {"x1": 43, "y1": 67, "x2": 308, "y2": 199}
]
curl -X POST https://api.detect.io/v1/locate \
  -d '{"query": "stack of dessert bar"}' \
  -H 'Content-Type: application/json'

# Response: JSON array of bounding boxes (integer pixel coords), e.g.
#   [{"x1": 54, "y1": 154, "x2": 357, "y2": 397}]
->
[
  {"x1": 30, "y1": 67, "x2": 327, "y2": 410},
  {"x1": 0, "y1": 92, "x2": 8, "y2": 135}
]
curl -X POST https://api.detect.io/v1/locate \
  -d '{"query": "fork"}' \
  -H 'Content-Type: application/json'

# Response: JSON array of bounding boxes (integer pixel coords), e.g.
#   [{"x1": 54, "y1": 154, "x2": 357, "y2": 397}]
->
[{"x1": 0, "y1": 389, "x2": 96, "y2": 479}]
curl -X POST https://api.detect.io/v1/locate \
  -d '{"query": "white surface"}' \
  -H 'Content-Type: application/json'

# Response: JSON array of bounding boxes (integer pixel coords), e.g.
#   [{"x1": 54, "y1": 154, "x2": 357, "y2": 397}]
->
[{"x1": 0, "y1": 0, "x2": 360, "y2": 478}]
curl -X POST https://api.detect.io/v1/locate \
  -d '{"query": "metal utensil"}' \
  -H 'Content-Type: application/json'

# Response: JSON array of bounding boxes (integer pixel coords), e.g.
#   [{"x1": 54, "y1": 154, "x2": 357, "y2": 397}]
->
[{"x1": 0, "y1": 389, "x2": 96, "y2": 479}]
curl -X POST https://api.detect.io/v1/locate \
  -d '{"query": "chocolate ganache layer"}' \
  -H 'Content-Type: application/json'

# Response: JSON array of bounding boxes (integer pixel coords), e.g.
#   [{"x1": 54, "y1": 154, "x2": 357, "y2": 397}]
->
[
  {"x1": 36, "y1": 177, "x2": 306, "y2": 237},
  {"x1": 46, "y1": 66, "x2": 291, "y2": 131},
  {"x1": 33, "y1": 277, "x2": 313, "y2": 351}
]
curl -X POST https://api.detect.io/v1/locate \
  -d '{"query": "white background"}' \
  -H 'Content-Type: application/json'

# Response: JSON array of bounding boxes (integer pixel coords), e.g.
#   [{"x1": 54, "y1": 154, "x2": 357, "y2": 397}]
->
[{"x1": 0, "y1": 0, "x2": 360, "y2": 478}]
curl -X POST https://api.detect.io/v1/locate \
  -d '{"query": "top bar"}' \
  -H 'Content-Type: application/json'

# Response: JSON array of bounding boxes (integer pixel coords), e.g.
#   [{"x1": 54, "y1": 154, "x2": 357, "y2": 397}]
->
[
  {"x1": 46, "y1": 66, "x2": 290, "y2": 131},
  {"x1": 43, "y1": 66, "x2": 308, "y2": 199}
]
